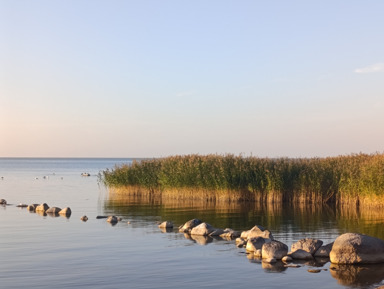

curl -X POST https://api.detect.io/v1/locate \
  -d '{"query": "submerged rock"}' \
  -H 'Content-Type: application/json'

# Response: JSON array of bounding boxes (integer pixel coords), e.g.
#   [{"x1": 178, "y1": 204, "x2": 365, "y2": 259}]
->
[
  {"x1": 330, "y1": 233, "x2": 384, "y2": 264},
  {"x1": 179, "y1": 219, "x2": 203, "y2": 233},
  {"x1": 158, "y1": 221, "x2": 173, "y2": 229}
]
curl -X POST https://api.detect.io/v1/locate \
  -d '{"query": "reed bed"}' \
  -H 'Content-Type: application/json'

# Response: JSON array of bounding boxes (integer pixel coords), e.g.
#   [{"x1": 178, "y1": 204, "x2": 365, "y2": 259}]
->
[{"x1": 101, "y1": 153, "x2": 384, "y2": 206}]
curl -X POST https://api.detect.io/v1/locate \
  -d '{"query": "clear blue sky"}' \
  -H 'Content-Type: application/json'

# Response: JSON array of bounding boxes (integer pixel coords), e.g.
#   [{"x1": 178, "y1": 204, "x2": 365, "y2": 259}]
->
[{"x1": 1, "y1": 0, "x2": 383, "y2": 158}]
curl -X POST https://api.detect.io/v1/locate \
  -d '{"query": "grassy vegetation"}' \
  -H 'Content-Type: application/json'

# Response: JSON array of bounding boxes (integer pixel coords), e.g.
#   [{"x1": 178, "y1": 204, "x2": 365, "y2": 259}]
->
[{"x1": 101, "y1": 153, "x2": 384, "y2": 206}]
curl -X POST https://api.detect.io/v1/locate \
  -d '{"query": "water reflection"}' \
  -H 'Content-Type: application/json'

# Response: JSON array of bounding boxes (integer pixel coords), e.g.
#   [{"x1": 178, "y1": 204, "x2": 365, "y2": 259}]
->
[{"x1": 330, "y1": 263, "x2": 384, "y2": 287}]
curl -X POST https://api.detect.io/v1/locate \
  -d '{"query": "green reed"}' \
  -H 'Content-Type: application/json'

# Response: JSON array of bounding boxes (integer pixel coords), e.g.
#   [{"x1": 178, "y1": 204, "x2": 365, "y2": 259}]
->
[{"x1": 101, "y1": 153, "x2": 384, "y2": 205}]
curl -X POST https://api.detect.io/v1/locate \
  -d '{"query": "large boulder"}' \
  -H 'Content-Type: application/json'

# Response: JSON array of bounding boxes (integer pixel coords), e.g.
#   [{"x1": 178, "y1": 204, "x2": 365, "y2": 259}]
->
[
  {"x1": 314, "y1": 242, "x2": 334, "y2": 257},
  {"x1": 291, "y1": 238, "x2": 323, "y2": 255},
  {"x1": 241, "y1": 225, "x2": 274, "y2": 240},
  {"x1": 35, "y1": 203, "x2": 49, "y2": 213},
  {"x1": 262, "y1": 241, "x2": 288, "y2": 260},
  {"x1": 179, "y1": 219, "x2": 203, "y2": 233},
  {"x1": 330, "y1": 233, "x2": 384, "y2": 264},
  {"x1": 190, "y1": 222, "x2": 215, "y2": 236},
  {"x1": 246, "y1": 237, "x2": 266, "y2": 252}
]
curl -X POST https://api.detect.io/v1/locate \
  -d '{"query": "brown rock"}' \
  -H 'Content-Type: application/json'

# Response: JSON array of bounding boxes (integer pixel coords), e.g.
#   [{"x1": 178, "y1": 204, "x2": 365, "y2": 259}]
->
[
  {"x1": 262, "y1": 241, "x2": 288, "y2": 260},
  {"x1": 291, "y1": 238, "x2": 323, "y2": 255}
]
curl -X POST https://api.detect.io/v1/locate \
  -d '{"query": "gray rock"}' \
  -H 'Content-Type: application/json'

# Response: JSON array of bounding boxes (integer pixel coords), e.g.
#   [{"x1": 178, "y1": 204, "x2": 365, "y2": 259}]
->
[
  {"x1": 288, "y1": 249, "x2": 314, "y2": 260},
  {"x1": 262, "y1": 241, "x2": 288, "y2": 260},
  {"x1": 246, "y1": 237, "x2": 266, "y2": 252},
  {"x1": 59, "y1": 207, "x2": 72, "y2": 217},
  {"x1": 46, "y1": 207, "x2": 61, "y2": 214},
  {"x1": 179, "y1": 219, "x2": 203, "y2": 233},
  {"x1": 241, "y1": 225, "x2": 274, "y2": 240},
  {"x1": 330, "y1": 233, "x2": 384, "y2": 264},
  {"x1": 190, "y1": 222, "x2": 215, "y2": 236},
  {"x1": 314, "y1": 242, "x2": 334, "y2": 257},
  {"x1": 158, "y1": 221, "x2": 173, "y2": 229},
  {"x1": 291, "y1": 238, "x2": 323, "y2": 255},
  {"x1": 35, "y1": 203, "x2": 49, "y2": 213}
]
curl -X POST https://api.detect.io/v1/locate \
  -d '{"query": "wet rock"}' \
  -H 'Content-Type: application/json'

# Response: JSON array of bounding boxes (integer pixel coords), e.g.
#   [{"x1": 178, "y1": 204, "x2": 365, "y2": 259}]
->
[
  {"x1": 107, "y1": 216, "x2": 119, "y2": 224},
  {"x1": 282, "y1": 256, "x2": 293, "y2": 263},
  {"x1": 190, "y1": 222, "x2": 215, "y2": 236},
  {"x1": 0, "y1": 199, "x2": 7, "y2": 205},
  {"x1": 158, "y1": 221, "x2": 173, "y2": 229},
  {"x1": 262, "y1": 241, "x2": 288, "y2": 260},
  {"x1": 179, "y1": 219, "x2": 203, "y2": 233},
  {"x1": 246, "y1": 237, "x2": 266, "y2": 252},
  {"x1": 291, "y1": 238, "x2": 323, "y2": 255},
  {"x1": 16, "y1": 203, "x2": 28, "y2": 208},
  {"x1": 35, "y1": 203, "x2": 49, "y2": 213},
  {"x1": 236, "y1": 238, "x2": 247, "y2": 248},
  {"x1": 308, "y1": 269, "x2": 322, "y2": 273},
  {"x1": 27, "y1": 204, "x2": 39, "y2": 212},
  {"x1": 80, "y1": 215, "x2": 88, "y2": 222},
  {"x1": 330, "y1": 233, "x2": 384, "y2": 264},
  {"x1": 314, "y1": 242, "x2": 334, "y2": 257},
  {"x1": 220, "y1": 228, "x2": 241, "y2": 239},
  {"x1": 288, "y1": 249, "x2": 314, "y2": 260},
  {"x1": 46, "y1": 207, "x2": 61, "y2": 214},
  {"x1": 59, "y1": 207, "x2": 72, "y2": 217},
  {"x1": 241, "y1": 225, "x2": 274, "y2": 240}
]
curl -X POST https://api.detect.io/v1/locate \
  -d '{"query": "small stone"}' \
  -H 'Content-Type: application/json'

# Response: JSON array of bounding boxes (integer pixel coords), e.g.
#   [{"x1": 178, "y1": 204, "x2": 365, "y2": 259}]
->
[
  {"x1": 158, "y1": 221, "x2": 173, "y2": 229},
  {"x1": 0, "y1": 199, "x2": 7, "y2": 205},
  {"x1": 16, "y1": 203, "x2": 28, "y2": 208},
  {"x1": 308, "y1": 269, "x2": 322, "y2": 273},
  {"x1": 80, "y1": 215, "x2": 88, "y2": 222},
  {"x1": 107, "y1": 216, "x2": 118, "y2": 224},
  {"x1": 284, "y1": 264, "x2": 301, "y2": 268}
]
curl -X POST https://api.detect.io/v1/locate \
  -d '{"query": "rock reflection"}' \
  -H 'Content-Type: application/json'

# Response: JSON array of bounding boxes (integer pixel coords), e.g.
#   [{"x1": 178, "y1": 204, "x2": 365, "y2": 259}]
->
[
  {"x1": 330, "y1": 263, "x2": 384, "y2": 287},
  {"x1": 262, "y1": 260, "x2": 287, "y2": 273},
  {"x1": 160, "y1": 227, "x2": 173, "y2": 233},
  {"x1": 47, "y1": 212, "x2": 60, "y2": 218},
  {"x1": 189, "y1": 234, "x2": 213, "y2": 245}
]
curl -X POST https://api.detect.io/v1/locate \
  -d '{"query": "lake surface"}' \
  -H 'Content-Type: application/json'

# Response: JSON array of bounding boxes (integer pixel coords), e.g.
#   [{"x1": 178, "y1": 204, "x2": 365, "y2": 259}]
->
[{"x1": 1, "y1": 158, "x2": 384, "y2": 289}]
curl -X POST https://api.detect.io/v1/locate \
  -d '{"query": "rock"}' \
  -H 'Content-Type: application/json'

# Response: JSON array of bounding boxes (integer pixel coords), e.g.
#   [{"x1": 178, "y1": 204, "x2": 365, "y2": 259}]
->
[
  {"x1": 96, "y1": 216, "x2": 108, "y2": 219},
  {"x1": 291, "y1": 238, "x2": 323, "y2": 255},
  {"x1": 107, "y1": 216, "x2": 119, "y2": 224},
  {"x1": 254, "y1": 249, "x2": 262, "y2": 258},
  {"x1": 262, "y1": 241, "x2": 288, "y2": 260},
  {"x1": 330, "y1": 233, "x2": 384, "y2": 264},
  {"x1": 282, "y1": 256, "x2": 292, "y2": 262},
  {"x1": 158, "y1": 221, "x2": 173, "y2": 229},
  {"x1": 0, "y1": 199, "x2": 7, "y2": 205},
  {"x1": 27, "y1": 204, "x2": 39, "y2": 211},
  {"x1": 190, "y1": 222, "x2": 215, "y2": 236},
  {"x1": 241, "y1": 225, "x2": 274, "y2": 240},
  {"x1": 35, "y1": 203, "x2": 49, "y2": 213},
  {"x1": 236, "y1": 238, "x2": 247, "y2": 248},
  {"x1": 284, "y1": 264, "x2": 301, "y2": 268},
  {"x1": 46, "y1": 207, "x2": 61, "y2": 214},
  {"x1": 59, "y1": 207, "x2": 72, "y2": 217},
  {"x1": 16, "y1": 203, "x2": 28, "y2": 208},
  {"x1": 308, "y1": 269, "x2": 322, "y2": 273},
  {"x1": 246, "y1": 237, "x2": 266, "y2": 252},
  {"x1": 80, "y1": 215, "x2": 88, "y2": 222},
  {"x1": 179, "y1": 219, "x2": 203, "y2": 233},
  {"x1": 220, "y1": 228, "x2": 241, "y2": 238},
  {"x1": 288, "y1": 249, "x2": 314, "y2": 260},
  {"x1": 314, "y1": 242, "x2": 334, "y2": 257}
]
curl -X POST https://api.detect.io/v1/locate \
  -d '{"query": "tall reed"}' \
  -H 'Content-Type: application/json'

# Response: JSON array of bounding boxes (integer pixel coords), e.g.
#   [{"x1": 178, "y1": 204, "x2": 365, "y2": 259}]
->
[{"x1": 101, "y1": 153, "x2": 384, "y2": 206}]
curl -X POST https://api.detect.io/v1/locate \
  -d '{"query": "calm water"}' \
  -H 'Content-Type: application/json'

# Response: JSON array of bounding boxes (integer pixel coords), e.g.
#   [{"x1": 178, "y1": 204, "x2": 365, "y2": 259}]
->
[{"x1": 1, "y1": 158, "x2": 384, "y2": 289}]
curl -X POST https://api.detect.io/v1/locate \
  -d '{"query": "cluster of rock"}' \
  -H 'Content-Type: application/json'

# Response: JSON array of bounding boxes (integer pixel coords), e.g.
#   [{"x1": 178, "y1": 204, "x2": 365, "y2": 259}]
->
[
  {"x1": 26, "y1": 203, "x2": 72, "y2": 217},
  {"x1": 159, "y1": 218, "x2": 384, "y2": 266}
]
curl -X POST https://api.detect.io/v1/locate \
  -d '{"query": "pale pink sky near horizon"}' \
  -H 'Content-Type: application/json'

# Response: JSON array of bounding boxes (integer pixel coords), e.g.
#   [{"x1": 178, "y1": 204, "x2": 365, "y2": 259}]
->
[{"x1": 1, "y1": 0, "x2": 384, "y2": 158}]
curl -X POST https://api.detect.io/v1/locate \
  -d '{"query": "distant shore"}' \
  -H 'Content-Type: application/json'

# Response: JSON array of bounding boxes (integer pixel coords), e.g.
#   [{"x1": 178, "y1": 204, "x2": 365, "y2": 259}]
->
[{"x1": 101, "y1": 153, "x2": 384, "y2": 207}]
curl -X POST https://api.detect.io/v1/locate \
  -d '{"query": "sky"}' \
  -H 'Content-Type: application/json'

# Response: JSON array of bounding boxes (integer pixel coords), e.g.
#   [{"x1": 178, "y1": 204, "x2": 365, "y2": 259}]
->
[{"x1": 1, "y1": 0, "x2": 383, "y2": 158}]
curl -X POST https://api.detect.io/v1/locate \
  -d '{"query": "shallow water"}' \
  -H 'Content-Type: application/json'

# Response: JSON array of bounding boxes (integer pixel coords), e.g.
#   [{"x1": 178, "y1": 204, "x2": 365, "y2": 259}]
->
[{"x1": 1, "y1": 158, "x2": 384, "y2": 289}]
